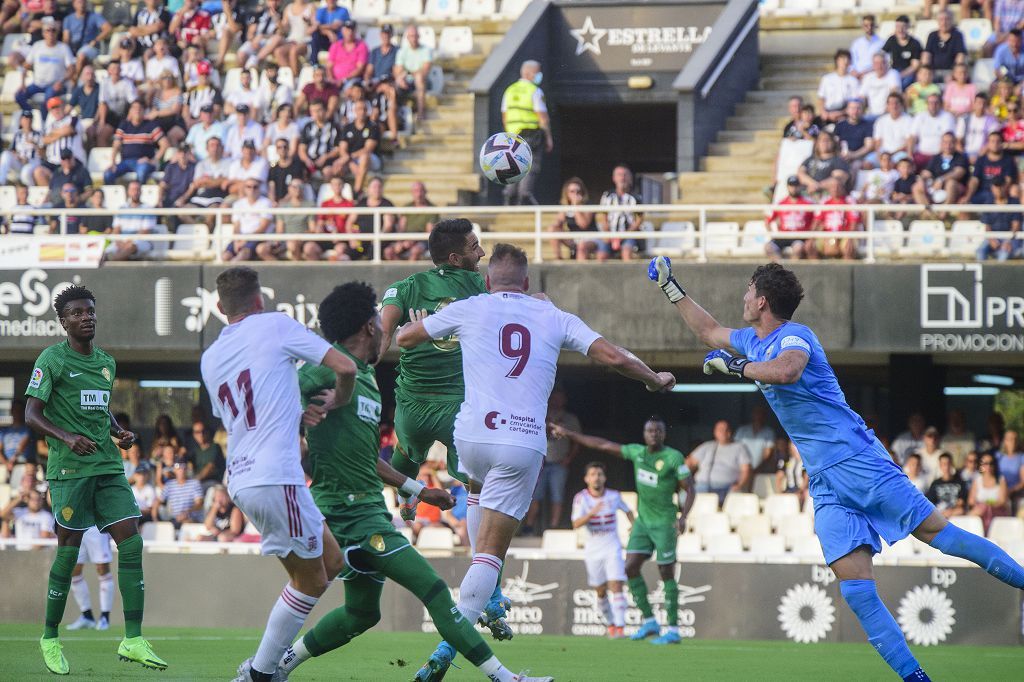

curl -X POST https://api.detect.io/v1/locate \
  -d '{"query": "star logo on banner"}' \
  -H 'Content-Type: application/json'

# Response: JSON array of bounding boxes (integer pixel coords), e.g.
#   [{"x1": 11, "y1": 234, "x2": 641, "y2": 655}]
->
[{"x1": 570, "y1": 15, "x2": 606, "y2": 56}]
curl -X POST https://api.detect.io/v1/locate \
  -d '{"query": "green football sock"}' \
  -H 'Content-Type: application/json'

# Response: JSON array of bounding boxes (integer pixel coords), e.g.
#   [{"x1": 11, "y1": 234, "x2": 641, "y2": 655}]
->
[
  {"x1": 116, "y1": 534, "x2": 145, "y2": 638},
  {"x1": 662, "y1": 579, "x2": 679, "y2": 626},
  {"x1": 627, "y1": 576, "x2": 654, "y2": 620},
  {"x1": 44, "y1": 546, "x2": 79, "y2": 638},
  {"x1": 385, "y1": 548, "x2": 494, "y2": 667},
  {"x1": 389, "y1": 447, "x2": 420, "y2": 494},
  {"x1": 304, "y1": 575, "x2": 383, "y2": 656}
]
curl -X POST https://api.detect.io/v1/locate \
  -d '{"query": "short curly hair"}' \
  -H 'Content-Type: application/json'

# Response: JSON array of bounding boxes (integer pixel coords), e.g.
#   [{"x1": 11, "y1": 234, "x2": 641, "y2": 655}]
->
[
  {"x1": 750, "y1": 263, "x2": 804, "y2": 320},
  {"x1": 318, "y1": 281, "x2": 377, "y2": 344},
  {"x1": 53, "y1": 285, "x2": 95, "y2": 319}
]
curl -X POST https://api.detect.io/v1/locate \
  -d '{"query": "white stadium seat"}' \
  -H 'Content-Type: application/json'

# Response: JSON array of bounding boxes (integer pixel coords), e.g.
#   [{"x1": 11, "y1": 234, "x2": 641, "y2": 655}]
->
[
  {"x1": 0, "y1": 186, "x2": 15, "y2": 207},
  {"x1": 948, "y1": 221, "x2": 986, "y2": 257},
  {"x1": 735, "y1": 220, "x2": 769, "y2": 257},
  {"x1": 438, "y1": 27, "x2": 474, "y2": 59},
  {"x1": 100, "y1": 184, "x2": 127, "y2": 209},
  {"x1": 736, "y1": 514, "x2": 772, "y2": 550},
  {"x1": 541, "y1": 529, "x2": 579, "y2": 552},
  {"x1": 763, "y1": 493, "x2": 800, "y2": 529},
  {"x1": 676, "y1": 533, "x2": 703, "y2": 557},
  {"x1": 748, "y1": 534, "x2": 787, "y2": 557},
  {"x1": 0, "y1": 483, "x2": 11, "y2": 507},
  {"x1": 752, "y1": 473, "x2": 776, "y2": 499},
  {"x1": 779, "y1": 0, "x2": 819, "y2": 12},
  {"x1": 416, "y1": 526, "x2": 455, "y2": 550},
  {"x1": 499, "y1": 0, "x2": 531, "y2": 18},
  {"x1": 912, "y1": 20, "x2": 938, "y2": 45},
  {"x1": 140, "y1": 184, "x2": 161, "y2": 208},
  {"x1": 178, "y1": 523, "x2": 208, "y2": 542},
  {"x1": 988, "y1": 517, "x2": 1024, "y2": 544},
  {"x1": 960, "y1": 18, "x2": 993, "y2": 52},
  {"x1": 706, "y1": 533, "x2": 745, "y2": 556},
  {"x1": 879, "y1": 539, "x2": 917, "y2": 559},
  {"x1": 461, "y1": 0, "x2": 496, "y2": 18},
  {"x1": 424, "y1": 0, "x2": 460, "y2": 19},
  {"x1": 142, "y1": 522, "x2": 177, "y2": 543},
  {"x1": 27, "y1": 185, "x2": 50, "y2": 207},
  {"x1": 790, "y1": 535, "x2": 825, "y2": 562},
  {"x1": 722, "y1": 492, "x2": 761, "y2": 527},
  {"x1": 950, "y1": 515, "x2": 985, "y2": 536},
  {"x1": 649, "y1": 221, "x2": 696, "y2": 256},
  {"x1": 1, "y1": 32, "x2": 30, "y2": 58},
  {"x1": 703, "y1": 222, "x2": 739, "y2": 257},
  {"x1": 388, "y1": 0, "x2": 423, "y2": 18},
  {"x1": 685, "y1": 492, "x2": 720, "y2": 531},
  {"x1": 88, "y1": 147, "x2": 114, "y2": 182},
  {"x1": 902, "y1": 220, "x2": 946, "y2": 257},
  {"x1": 778, "y1": 513, "x2": 814, "y2": 549},
  {"x1": 352, "y1": 0, "x2": 387, "y2": 21},
  {"x1": 694, "y1": 511, "x2": 731, "y2": 540},
  {"x1": 817, "y1": 0, "x2": 847, "y2": 12},
  {"x1": 973, "y1": 59, "x2": 996, "y2": 93},
  {"x1": 170, "y1": 223, "x2": 211, "y2": 259},
  {"x1": 870, "y1": 219, "x2": 905, "y2": 257}
]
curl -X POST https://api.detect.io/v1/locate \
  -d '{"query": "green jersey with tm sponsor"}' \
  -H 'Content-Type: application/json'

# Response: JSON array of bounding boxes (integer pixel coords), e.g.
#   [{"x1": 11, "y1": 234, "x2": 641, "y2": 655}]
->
[
  {"x1": 621, "y1": 443, "x2": 689, "y2": 527},
  {"x1": 381, "y1": 267, "x2": 486, "y2": 399},
  {"x1": 298, "y1": 344, "x2": 385, "y2": 509},
  {"x1": 24, "y1": 341, "x2": 122, "y2": 481}
]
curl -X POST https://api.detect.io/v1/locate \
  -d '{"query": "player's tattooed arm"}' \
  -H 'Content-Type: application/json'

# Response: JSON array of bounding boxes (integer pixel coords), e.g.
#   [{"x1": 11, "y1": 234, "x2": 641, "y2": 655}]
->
[
  {"x1": 24, "y1": 396, "x2": 98, "y2": 455},
  {"x1": 321, "y1": 348, "x2": 358, "y2": 407},
  {"x1": 741, "y1": 349, "x2": 809, "y2": 385},
  {"x1": 549, "y1": 422, "x2": 624, "y2": 458}
]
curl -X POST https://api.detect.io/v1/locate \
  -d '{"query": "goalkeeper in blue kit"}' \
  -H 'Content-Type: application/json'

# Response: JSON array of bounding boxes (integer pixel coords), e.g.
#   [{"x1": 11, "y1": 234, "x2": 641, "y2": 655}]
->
[{"x1": 649, "y1": 257, "x2": 1024, "y2": 681}]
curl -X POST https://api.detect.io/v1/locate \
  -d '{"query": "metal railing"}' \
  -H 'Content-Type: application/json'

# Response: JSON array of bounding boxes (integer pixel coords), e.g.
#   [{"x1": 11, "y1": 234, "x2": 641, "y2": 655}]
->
[{"x1": 1, "y1": 202, "x2": 1019, "y2": 265}]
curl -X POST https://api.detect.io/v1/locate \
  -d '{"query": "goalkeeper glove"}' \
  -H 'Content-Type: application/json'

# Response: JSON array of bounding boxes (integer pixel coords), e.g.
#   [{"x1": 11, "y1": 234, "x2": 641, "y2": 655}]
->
[
  {"x1": 703, "y1": 349, "x2": 750, "y2": 378},
  {"x1": 647, "y1": 256, "x2": 686, "y2": 303}
]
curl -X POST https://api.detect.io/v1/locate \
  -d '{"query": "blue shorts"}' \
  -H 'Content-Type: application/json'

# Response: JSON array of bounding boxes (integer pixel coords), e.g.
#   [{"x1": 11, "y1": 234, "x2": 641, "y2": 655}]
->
[{"x1": 809, "y1": 441, "x2": 935, "y2": 565}]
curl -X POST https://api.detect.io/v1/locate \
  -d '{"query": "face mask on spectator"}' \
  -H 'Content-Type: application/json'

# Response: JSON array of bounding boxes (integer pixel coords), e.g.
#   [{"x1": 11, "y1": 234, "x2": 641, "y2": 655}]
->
[{"x1": 533, "y1": 72, "x2": 543, "y2": 86}]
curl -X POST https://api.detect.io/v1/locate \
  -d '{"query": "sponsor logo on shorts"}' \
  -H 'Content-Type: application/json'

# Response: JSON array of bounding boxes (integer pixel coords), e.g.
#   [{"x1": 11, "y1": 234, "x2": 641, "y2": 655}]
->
[
  {"x1": 307, "y1": 535, "x2": 319, "y2": 552},
  {"x1": 61, "y1": 506, "x2": 73, "y2": 521},
  {"x1": 80, "y1": 389, "x2": 110, "y2": 410},
  {"x1": 29, "y1": 367, "x2": 43, "y2": 389},
  {"x1": 370, "y1": 534, "x2": 385, "y2": 552}
]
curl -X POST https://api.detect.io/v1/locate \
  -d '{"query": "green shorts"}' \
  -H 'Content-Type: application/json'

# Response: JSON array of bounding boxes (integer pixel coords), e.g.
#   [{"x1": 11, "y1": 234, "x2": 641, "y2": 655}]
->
[
  {"x1": 394, "y1": 392, "x2": 466, "y2": 484},
  {"x1": 322, "y1": 499, "x2": 411, "y2": 583},
  {"x1": 626, "y1": 518, "x2": 679, "y2": 565},
  {"x1": 49, "y1": 473, "x2": 141, "y2": 531}
]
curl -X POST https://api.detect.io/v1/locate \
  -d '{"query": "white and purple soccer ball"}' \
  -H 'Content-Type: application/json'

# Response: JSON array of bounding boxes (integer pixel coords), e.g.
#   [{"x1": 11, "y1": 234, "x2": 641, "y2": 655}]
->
[{"x1": 479, "y1": 132, "x2": 533, "y2": 186}]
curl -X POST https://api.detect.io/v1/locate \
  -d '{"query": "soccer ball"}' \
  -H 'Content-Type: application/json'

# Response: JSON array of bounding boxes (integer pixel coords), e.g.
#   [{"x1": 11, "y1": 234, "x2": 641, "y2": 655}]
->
[{"x1": 479, "y1": 132, "x2": 533, "y2": 186}]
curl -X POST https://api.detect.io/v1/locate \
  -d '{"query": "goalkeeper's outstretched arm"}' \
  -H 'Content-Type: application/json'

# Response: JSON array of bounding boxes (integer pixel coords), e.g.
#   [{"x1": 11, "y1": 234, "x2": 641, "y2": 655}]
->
[{"x1": 647, "y1": 256, "x2": 734, "y2": 350}]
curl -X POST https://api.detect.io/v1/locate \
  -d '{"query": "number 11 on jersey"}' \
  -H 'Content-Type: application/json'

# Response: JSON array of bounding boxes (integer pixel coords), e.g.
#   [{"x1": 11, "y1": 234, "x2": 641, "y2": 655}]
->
[{"x1": 218, "y1": 368, "x2": 257, "y2": 429}]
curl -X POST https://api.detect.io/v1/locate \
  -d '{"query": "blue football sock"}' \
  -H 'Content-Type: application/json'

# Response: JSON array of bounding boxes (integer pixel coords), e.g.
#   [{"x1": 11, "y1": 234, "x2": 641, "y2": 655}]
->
[
  {"x1": 929, "y1": 523, "x2": 1024, "y2": 589},
  {"x1": 904, "y1": 668, "x2": 931, "y2": 682},
  {"x1": 841, "y1": 580, "x2": 920, "y2": 678}
]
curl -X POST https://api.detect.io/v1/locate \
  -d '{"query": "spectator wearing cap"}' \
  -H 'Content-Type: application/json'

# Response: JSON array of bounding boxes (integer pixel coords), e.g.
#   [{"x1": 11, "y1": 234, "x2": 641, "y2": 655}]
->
[
  {"x1": 225, "y1": 178, "x2": 276, "y2": 261},
  {"x1": 267, "y1": 137, "x2": 309, "y2": 203},
  {"x1": 63, "y1": 0, "x2": 110, "y2": 76},
  {"x1": 161, "y1": 144, "x2": 196, "y2": 211},
  {"x1": 104, "y1": 100, "x2": 166, "y2": 185},
  {"x1": 225, "y1": 67, "x2": 266, "y2": 120},
  {"x1": 849, "y1": 14, "x2": 883, "y2": 78},
  {"x1": 104, "y1": 180, "x2": 158, "y2": 261},
  {"x1": 881, "y1": 15, "x2": 922, "y2": 90},
  {"x1": 185, "y1": 102, "x2": 223, "y2": 160},
  {"x1": 92, "y1": 62, "x2": 138, "y2": 148},
  {"x1": 278, "y1": 0, "x2": 314, "y2": 76},
  {"x1": 183, "y1": 61, "x2": 222, "y2": 127},
  {"x1": 35, "y1": 100, "x2": 86, "y2": 186},
  {"x1": 0, "y1": 111, "x2": 42, "y2": 185},
  {"x1": 46, "y1": 148, "x2": 91, "y2": 203},
  {"x1": 394, "y1": 25, "x2": 433, "y2": 122},
  {"x1": 158, "y1": 460, "x2": 204, "y2": 527},
  {"x1": 115, "y1": 37, "x2": 146, "y2": 86},
  {"x1": 129, "y1": 0, "x2": 172, "y2": 58},
  {"x1": 17, "y1": 17, "x2": 74, "y2": 111},
  {"x1": 922, "y1": 10, "x2": 967, "y2": 79},
  {"x1": 311, "y1": 0, "x2": 349, "y2": 64},
  {"x1": 169, "y1": 0, "x2": 213, "y2": 54},
  {"x1": 977, "y1": 176, "x2": 1023, "y2": 260},
  {"x1": 328, "y1": 19, "x2": 368, "y2": 94},
  {"x1": 48, "y1": 178, "x2": 87, "y2": 234},
  {"x1": 237, "y1": 0, "x2": 285, "y2": 70},
  {"x1": 69, "y1": 63, "x2": 99, "y2": 121},
  {"x1": 226, "y1": 139, "x2": 270, "y2": 197},
  {"x1": 816, "y1": 49, "x2": 859, "y2": 123},
  {"x1": 339, "y1": 98, "x2": 381, "y2": 194},
  {"x1": 258, "y1": 61, "x2": 294, "y2": 124},
  {"x1": 223, "y1": 103, "x2": 265, "y2": 159},
  {"x1": 766, "y1": 177, "x2": 816, "y2": 260},
  {"x1": 264, "y1": 104, "x2": 300, "y2": 160},
  {"x1": 296, "y1": 65, "x2": 340, "y2": 120},
  {"x1": 299, "y1": 99, "x2": 344, "y2": 180},
  {"x1": 148, "y1": 70, "x2": 188, "y2": 147}
]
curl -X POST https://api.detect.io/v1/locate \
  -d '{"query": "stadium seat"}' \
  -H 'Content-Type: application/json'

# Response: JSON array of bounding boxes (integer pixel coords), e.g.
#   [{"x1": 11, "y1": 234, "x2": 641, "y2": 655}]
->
[
  {"x1": 140, "y1": 184, "x2": 161, "y2": 207},
  {"x1": 296, "y1": 65, "x2": 315, "y2": 92},
  {"x1": 100, "y1": 184, "x2": 127, "y2": 209},
  {"x1": 871, "y1": 219, "x2": 905, "y2": 257},
  {"x1": 438, "y1": 27, "x2": 474, "y2": 59},
  {"x1": 948, "y1": 221, "x2": 986, "y2": 257},
  {"x1": 988, "y1": 517, "x2": 1024, "y2": 543},
  {"x1": 949, "y1": 515, "x2": 985, "y2": 536},
  {"x1": 388, "y1": 0, "x2": 424, "y2": 19},
  {"x1": 685, "y1": 492, "x2": 720, "y2": 531},
  {"x1": 735, "y1": 220, "x2": 769, "y2": 257},
  {"x1": 0, "y1": 483, "x2": 10, "y2": 507},
  {"x1": 416, "y1": 526, "x2": 455, "y2": 551},
  {"x1": 706, "y1": 533, "x2": 744, "y2": 556},
  {"x1": 27, "y1": 186, "x2": 50, "y2": 207},
  {"x1": 736, "y1": 514, "x2": 771, "y2": 550},
  {"x1": 694, "y1": 511, "x2": 731, "y2": 540},
  {"x1": 141, "y1": 522, "x2": 176, "y2": 543},
  {"x1": 1002, "y1": 539, "x2": 1024, "y2": 562},
  {"x1": 178, "y1": 523, "x2": 208, "y2": 542},
  {"x1": 722, "y1": 492, "x2": 760, "y2": 527},
  {"x1": 877, "y1": 21, "x2": 896, "y2": 39},
  {"x1": 960, "y1": 19, "x2": 993, "y2": 52},
  {"x1": 703, "y1": 222, "x2": 739, "y2": 258},
  {"x1": 0, "y1": 70, "x2": 30, "y2": 104},
  {"x1": 170, "y1": 223, "x2": 211, "y2": 258},
  {"x1": 973, "y1": 59, "x2": 996, "y2": 93},
  {"x1": 0, "y1": 186, "x2": 15, "y2": 207},
  {"x1": 88, "y1": 147, "x2": 114, "y2": 183},
  {"x1": 778, "y1": 0, "x2": 819, "y2": 13},
  {"x1": 649, "y1": 221, "x2": 696, "y2": 256},
  {"x1": 912, "y1": 20, "x2": 938, "y2": 44},
  {"x1": 817, "y1": 0, "x2": 847, "y2": 12},
  {"x1": 748, "y1": 534, "x2": 786, "y2": 558},
  {"x1": 676, "y1": 533, "x2": 702, "y2": 557},
  {"x1": 1, "y1": 32, "x2": 29, "y2": 58},
  {"x1": 790, "y1": 535, "x2": 825, "y2": 562},
  {"x1": 353, "y1": 0, "x2": 387, "y2": 20},
  {"x1": 879, "y1": 539, "x2": 917, "y2": 559},
  {"x1": 763, "y1": 494, "x2": 800, "y2": 529},
  {"x1": 461, "y1": 0, "x2": 496, "y2": 18},
  {"x1": 778, "y1": 513, "x2": 814, "y2": 549},
  {"x1": 223, "y1": 67, "x2": 259, "y2": 97},
  {"x1": 499, "y1": 0, "x2": 531, "y2": 17},
  {"x1": 541, "y1": 529, "x2": 580, "y2": 552},
  {"x1": 858, "y1": 0, "x2": 890, "y2": 10},
  {"x1": 424, "y1": 0, "x2": 459, "y2": 19},
  {"x1": 902, "y1": 220, "x2": 946, "y2": 257},
  {"x1": 910, "y1": 535, "x2": 943, "y2": 557},
  {"x1": 752, "y1": 473, "x2": 776, "y2": 499}
]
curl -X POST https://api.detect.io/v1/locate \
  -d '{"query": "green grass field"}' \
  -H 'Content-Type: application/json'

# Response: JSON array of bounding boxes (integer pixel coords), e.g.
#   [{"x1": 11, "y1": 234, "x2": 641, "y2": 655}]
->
[{"x1": 2, "y1": 623, "x2": 1022, "y2": 681}]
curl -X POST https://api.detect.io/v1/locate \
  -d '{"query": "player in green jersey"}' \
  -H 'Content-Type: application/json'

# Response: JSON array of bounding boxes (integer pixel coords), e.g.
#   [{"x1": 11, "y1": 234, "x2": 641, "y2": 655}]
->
[
  {"x1": 279, "y1": 282, "x2": 553, "y2": 682},
  {"x1": 550, "y1": 416, "x2": 694, "y2": 646},
  {"x1": 24, "y1": 285, "x2": 166, "y2": 675}
]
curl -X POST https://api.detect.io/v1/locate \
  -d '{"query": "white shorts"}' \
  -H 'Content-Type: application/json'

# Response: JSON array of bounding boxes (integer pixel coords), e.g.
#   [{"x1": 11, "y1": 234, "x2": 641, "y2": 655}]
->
[
  {"x1": 77, "y1": 527, "x2": 113, "y2": 565},
  {"x1": 455, "y1": 438, "x2": 543, "y2": 521},
  {"x1": 584, "y1": 545, "x2": 627, "y2": 587},
  {"x1": 232, "y1": 484, "x2": 325, "y2": 559}
]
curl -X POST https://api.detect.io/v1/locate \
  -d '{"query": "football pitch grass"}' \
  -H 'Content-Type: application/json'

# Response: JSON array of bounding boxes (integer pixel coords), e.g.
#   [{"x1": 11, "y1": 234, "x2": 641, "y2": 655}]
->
[{"x1": 2, "y1": 624, "x2": 1022, "y2": 681}]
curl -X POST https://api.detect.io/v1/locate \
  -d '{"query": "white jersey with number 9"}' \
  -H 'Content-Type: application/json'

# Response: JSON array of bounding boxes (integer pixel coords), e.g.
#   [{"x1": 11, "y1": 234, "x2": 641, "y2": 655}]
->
[{"x1": 421, "y1": 292, "x2": 601, "y2": 454}]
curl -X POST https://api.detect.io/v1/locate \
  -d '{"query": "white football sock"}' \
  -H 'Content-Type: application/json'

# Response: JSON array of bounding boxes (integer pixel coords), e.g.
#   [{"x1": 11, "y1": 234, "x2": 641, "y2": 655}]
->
[
  {"x1": 479, "y1": 654, "x2": 517, "y2": 682},
  {"x1": 252, "y1": 584, "x2": 318, "y2": 675},
  {"x1": 98, "y1": 573, "x2": 114, "y2": 613},
  {"x1": 279, "y1": 636, "x2": 311, "y2": 674},
  {"x1": 597, "y1": 596, "x2": 613, "y2": 624},
  {"x1": 457, "y1": 553, "x2": 501, "y2": 623},
  {"x1": 466, "y1": 495, "x2": 481, "y2": 555},
  {"x1": 70, "y1": 575, "x2": 91, "y2": 614},
  {"x1": 610, "y1": 591, "x2": 628, "y2": 627}
]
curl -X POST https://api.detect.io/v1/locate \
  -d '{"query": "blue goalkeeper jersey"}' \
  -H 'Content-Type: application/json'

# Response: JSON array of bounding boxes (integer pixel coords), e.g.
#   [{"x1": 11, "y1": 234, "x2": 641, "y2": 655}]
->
[{"x1": 729, "y1": 322, "x2": 876, "y2": 477}]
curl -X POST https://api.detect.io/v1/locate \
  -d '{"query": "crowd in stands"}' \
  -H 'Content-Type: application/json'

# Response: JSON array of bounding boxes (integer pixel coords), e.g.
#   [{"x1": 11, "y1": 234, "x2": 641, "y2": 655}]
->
[
  {"x1": 770, "y1": 11, "x2": 1024, "y2": 262},
  {"x1": 0, "y1": 0, "x2": 448, "y2": 261}
]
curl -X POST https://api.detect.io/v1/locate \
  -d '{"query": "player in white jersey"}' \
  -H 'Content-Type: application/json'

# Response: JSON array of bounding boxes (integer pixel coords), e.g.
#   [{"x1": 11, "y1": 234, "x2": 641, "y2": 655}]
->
[
  {"x1": 66, "y1": 526, "x2": 114, "y2": 631},
  {"x1": 571, "y1": 462, "x2": 633, "y2": 639},
  {"x1": 397, "y1": 243, "x2": 676, "y2": 643},
  {"x1": 199, "y1": 266, "x2": 357, "y2": 682}
]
